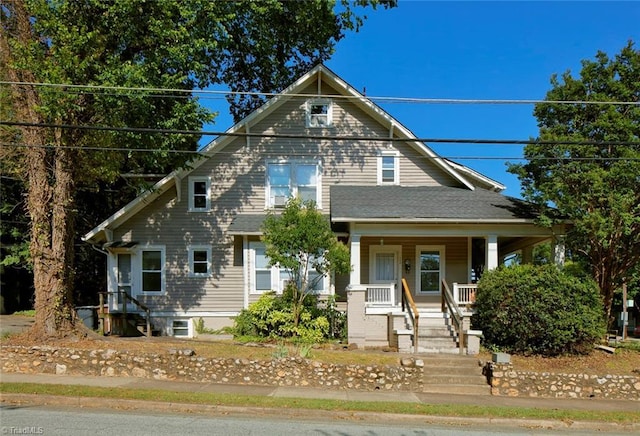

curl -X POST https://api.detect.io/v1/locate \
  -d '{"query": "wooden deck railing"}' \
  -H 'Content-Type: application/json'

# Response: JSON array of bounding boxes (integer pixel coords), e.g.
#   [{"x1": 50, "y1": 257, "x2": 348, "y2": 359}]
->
[
  {"x1": 98, "y1": 291, "x2": 152, "y2": 337},
  {"x1": 401, "y1": 278, "x2": 419, "y2": 352},
  {"x1": 441, "y1": 279, "x2": 466, "y2": 355}
]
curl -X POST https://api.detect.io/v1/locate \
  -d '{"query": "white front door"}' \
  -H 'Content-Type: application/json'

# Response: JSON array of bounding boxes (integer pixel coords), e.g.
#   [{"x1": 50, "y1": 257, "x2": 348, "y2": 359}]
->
[
  {"x1": 114, "y1": 253, "x2": 137, "y2": 312},
  {"x1": 369, "y1": 245, "x2": 401, "y2": 305}
]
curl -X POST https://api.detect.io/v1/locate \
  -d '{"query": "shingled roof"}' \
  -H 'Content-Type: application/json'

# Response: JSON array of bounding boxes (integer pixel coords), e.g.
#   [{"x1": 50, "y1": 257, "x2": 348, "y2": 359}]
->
[{"x1": 330, "y1": 185, "x2": 540, "y2": 222}]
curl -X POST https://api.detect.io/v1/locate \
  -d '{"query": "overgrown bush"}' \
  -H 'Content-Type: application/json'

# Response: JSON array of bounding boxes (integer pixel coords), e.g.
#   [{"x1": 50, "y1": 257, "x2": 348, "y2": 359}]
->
[
  {"x1": 232, "y1": 288, "x2": 345, "y2": 344},
  {"x1": 473, "y1": 264, "x2": 605, "y2": 356}
]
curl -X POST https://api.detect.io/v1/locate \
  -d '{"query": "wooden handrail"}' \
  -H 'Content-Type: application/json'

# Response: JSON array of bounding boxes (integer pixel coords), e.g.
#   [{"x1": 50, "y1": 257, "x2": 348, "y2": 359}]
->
[
  {"x1": 101, "y1": 290, "x2": 152, "y2": 338},
  {"x1": 401, "y1": 278, "x2": 419, "y2": 352},
  {"x1": 441, "y1": 279, "x2": 465, "y2": 355}
]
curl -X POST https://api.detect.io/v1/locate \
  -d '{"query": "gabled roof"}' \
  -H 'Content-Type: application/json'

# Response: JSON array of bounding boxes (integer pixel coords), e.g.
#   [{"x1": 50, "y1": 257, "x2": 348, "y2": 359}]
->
[
  {"x1": 83, "y1": 64, "x2": 494, "y2": 244},
  {"x1": 330, "y1": 185, "x2": 539, "y2": 223}
]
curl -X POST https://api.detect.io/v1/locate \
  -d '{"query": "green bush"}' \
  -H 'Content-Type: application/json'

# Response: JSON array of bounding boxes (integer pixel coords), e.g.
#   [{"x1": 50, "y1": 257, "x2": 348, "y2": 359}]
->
[
  {"x1": 473, "y1": 264, "x2": 605, "y2": 356},
  {"x1": 232, "y1": 290, "x2": 336, "y2": 343}
]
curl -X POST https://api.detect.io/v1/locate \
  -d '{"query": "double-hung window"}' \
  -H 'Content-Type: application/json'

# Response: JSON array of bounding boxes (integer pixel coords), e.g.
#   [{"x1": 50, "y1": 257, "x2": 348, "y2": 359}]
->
[
  {"x1": 188, "y1": 246, "x2": 211, "y2": 277},
  {"x1": 188, "y1": 177, "x2": 211, "y2": 211},
  {"x1": 141, "y1": 248, "x2": 165, "y2": 293},
  {"x1": 266, "y1": 161, "x2": 320, "y2": 208},
  {"x1": 306, "y1": 99, "x2": 332, "y2": 128},
  {"x1": 377, "y1": 150, "x2": 399, "y2": 185}
]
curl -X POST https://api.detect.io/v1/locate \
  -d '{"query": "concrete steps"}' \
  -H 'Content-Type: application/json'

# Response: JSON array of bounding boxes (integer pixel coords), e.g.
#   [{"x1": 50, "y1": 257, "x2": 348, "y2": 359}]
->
[
  {"x1": 420, "y1": 354, "x2": 490, "y2": 396},
  {"x1": 414, "y1": 312, "x2": 459, "y2": 353}
]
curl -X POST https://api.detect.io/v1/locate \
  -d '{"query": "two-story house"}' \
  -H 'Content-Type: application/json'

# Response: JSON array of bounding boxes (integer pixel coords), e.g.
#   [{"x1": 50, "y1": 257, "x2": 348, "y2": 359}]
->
[{"x1": 83, "y1": 65, "x2": 565, "y2": 351}]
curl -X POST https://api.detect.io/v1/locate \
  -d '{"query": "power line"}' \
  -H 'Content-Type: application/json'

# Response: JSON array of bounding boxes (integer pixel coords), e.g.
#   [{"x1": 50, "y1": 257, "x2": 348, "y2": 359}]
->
[
  {"x1": 3, "y1": 142, "x2": 640, "y2": 162},
  {"x1": 2, "y1": 80, "x2": 640, "y2": 106},
  {"x1": 2, "y1": 120, "x2": 640, "y2": 147}
]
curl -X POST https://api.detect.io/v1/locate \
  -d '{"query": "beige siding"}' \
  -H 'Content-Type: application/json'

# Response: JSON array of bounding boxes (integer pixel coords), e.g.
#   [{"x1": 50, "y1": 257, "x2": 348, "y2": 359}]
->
[{"x1": 110, "y1": 76, "x2": 464, "y2": 315}]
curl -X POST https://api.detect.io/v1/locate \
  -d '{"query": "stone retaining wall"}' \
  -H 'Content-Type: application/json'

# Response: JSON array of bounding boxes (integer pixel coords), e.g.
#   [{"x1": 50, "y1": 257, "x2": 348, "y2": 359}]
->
[
  {"x1": 0, "y1": 346, "x2": 423, "y2": 392},
  {"x1": 486, "y1": 362, "x2": 640, "y2": 400}
]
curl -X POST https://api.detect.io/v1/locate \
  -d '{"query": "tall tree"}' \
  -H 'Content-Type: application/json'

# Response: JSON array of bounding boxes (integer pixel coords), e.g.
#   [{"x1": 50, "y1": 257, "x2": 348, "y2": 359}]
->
[
  {"x1": 0, "y1": 0, "x2": 394, "y2": 338},
  {"x1": 509, "y1": 41, "x2": 640, "y2": 322},
  {"x1": 262, "y1": 198, "x2": 351, "y2": 328}
]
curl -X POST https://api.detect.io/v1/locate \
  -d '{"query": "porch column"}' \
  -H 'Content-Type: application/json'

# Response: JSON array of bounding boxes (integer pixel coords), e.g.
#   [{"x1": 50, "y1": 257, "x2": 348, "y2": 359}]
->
[
  {"x1": 553, "y1": 236, "x2": 566, "y2": 266},
  {"x1": 350, "y1": 233, "x2": 361, "y2": 285},
  {"x1": 486, "y1": 235, "x2": 498, "y2": 270}
]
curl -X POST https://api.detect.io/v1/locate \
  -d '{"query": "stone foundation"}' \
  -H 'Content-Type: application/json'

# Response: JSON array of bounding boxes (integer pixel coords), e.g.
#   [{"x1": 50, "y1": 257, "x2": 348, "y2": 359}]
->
[
  {"x1": 0, "y1": 345, "x2": 423, "y2": 392},
  {"x1": 485, "y1": 362, "x2": 640, "y2": 400}
]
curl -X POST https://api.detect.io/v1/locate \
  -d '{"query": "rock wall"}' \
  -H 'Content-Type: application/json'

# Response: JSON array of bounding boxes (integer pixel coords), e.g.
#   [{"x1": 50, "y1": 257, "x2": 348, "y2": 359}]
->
[
  {"x1": 0, "y1": 345, "x2": 423, "y2": 392},
  {"x1": 486, "y1": 362, "x2": 640, "y2": 400}
]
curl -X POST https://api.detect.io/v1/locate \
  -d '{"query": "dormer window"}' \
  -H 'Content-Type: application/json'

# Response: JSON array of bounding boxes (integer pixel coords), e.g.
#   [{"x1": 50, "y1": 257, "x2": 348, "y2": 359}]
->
[
  {"x1": 377, "y1": 150, "x2": 399, "y2": 185},
  {"x1": 306, "y1": 99, "x2": 332, "y2": 128}
]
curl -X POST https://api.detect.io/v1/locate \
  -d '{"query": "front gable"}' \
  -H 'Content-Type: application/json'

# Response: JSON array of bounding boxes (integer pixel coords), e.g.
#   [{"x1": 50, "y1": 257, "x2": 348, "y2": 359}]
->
[{"x1": 84, "y1": 65, "x2": 490, "y2": 245}]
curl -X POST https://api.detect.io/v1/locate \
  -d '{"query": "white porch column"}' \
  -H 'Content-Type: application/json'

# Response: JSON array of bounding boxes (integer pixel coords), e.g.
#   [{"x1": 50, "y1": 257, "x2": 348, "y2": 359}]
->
[
  {"x1": 350, "y1": 233, "x2": 361, "y2": 285},
  {"x1": 553, "y1": 236, "x2": 566, "y2": 266},
  {"x1": 486, "y1": 235, "x2": 498, "y2": 270}
]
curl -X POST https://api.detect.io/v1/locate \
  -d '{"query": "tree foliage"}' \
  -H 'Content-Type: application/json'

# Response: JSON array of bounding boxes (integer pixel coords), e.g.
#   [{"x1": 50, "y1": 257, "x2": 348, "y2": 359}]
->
[
  {"x1": 261, "y1": 197, "x2": 351, "y2": 329},
  {"x1": 474, "y1": 265, "x2": 606, "y2": 356},
  {"x1": 508, "y1": 41, "x2": 640, "y2": 322},
  {"x1": 0, "y1": 0, "x2": 392, "y2": 336}
]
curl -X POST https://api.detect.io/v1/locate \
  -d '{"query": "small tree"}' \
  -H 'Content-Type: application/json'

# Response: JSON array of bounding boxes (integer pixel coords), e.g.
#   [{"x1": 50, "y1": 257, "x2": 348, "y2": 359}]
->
[{"x1": 261, "y1": 197, "x2": 351, "y2": 329}]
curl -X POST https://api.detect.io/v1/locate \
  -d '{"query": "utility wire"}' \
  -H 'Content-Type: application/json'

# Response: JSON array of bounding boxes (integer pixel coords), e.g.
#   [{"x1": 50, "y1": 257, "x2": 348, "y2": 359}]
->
[
  {"x1": 3, "y1": 142, "x2": 640, "y2": 162},
  {"x1": 2, "y1": 80, "x2": 639, "y2": 106},
  {"x1": 2, "y1": 120, "x2": 639, "y2": 147}
]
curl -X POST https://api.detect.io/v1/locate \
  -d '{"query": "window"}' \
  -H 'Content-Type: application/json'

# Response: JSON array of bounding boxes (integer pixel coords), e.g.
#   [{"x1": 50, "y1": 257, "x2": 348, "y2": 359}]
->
[
  {"x1": 188, "y1": 246, "x2": 211, "y2": 277},
  {"x1": 249, "y1": 242, "x2": 328, "y2": 295},
  {"x1": 141, "y1": 248, "x2": 164, "y2": 293},
  {"x1": 172, "y1": 319, "x2": 191, "y2": 337},
  {"x1": 377, "y1": 150, "x2": 399, "y2": 185},
  {"x1": 306, "y1": 99, "x2": 332, "y2": 128},
  {"x1": 266, "y1": 161, "x2": 320, "y2": 208},
  {"x1": 416, "y1": 246, "x2": 445, "y2": 294},
  {"x1": 188, "y1": 177, "x2": 211, "y2": 211}
]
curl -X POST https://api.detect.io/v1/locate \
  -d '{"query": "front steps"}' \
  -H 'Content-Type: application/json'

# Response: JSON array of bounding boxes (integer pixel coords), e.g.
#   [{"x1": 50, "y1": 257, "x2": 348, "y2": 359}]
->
[
  {"x1": 420, "y1": 354, "x2": 490, "y2": 396},
  {"x1": 414, "y1": 311, "x2": 460, "y2": 354}
]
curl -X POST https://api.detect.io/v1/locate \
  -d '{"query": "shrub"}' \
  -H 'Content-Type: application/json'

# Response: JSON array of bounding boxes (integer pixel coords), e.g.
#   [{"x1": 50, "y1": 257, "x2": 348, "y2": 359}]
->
[
  {"x1": 473, "y1": 264, "x2": 606, "y2": 356},
  {"x1": 231, "y1": 291, "x2": 335, "y2": 343}
]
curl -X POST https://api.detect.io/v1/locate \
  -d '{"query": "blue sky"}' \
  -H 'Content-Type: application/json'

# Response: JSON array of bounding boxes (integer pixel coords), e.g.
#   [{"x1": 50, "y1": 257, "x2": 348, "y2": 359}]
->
[{"x1": 209, "y1": 1, "x2": 640, "y2": 198}]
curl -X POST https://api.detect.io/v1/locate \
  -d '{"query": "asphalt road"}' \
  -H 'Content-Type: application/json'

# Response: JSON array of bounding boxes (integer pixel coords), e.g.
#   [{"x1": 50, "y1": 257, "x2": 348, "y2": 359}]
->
[{"x1": 0, "y1": 404, "x2": 633, "y2": 436}]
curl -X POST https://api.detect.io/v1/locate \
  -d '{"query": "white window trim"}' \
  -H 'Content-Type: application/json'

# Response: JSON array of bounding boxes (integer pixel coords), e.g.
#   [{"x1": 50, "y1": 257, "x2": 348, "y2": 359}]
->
[
  {"x1": 248, "y1": 242, "x2": 330, "y2": 295},
  {"x1": 415, "y1": 245, "x2": 445, "y2": 295},
  {"x1": 188, "y1": 245, "x2": 212, "y2": 277},
  {"x1": 137, "y1": 245, "x2": 166, "y2": 295},
  {"x1": 188, "y1": 176, "x2": 211, "y2": 212},
  {"x1": 377, "y1": 149, "x2": 400, "y2": 185},
  {"x1": 170, "y1": 318, "x2": 193, "y2": 338},
  {"x1": 305, "y1": 98, "x2": 333, "y2": 128},
  {"x1": 264, "y1": 160, "x2": 322, "y2": 209}
]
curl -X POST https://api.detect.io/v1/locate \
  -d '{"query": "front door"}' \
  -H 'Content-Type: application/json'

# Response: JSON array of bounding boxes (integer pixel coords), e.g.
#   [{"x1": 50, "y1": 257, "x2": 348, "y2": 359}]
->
[
  {"x1": 114, "y1": 253, "x2": 136, "y2": 312},
  {"x1": 369, "y1": 245, "x2": 401, "y2": 305}
]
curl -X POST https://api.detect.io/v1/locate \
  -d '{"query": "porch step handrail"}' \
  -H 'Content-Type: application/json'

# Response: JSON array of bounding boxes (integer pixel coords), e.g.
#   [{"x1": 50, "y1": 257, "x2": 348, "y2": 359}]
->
[
  {"x1": 441, "y1": 279, "x2": 466, "y2": 355},
  {"x1": 98, "y1": 291, "x2": 152, "y2": 338},
  {"x1": 401, "y1": 278, "x2": 419, "y2": 352}
]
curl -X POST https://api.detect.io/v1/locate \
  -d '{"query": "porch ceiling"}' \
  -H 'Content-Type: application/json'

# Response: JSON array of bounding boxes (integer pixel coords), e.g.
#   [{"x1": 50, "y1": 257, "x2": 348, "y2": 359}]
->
[{"x1": 330, "y1": 185, "x2": 542, "y2": 223}]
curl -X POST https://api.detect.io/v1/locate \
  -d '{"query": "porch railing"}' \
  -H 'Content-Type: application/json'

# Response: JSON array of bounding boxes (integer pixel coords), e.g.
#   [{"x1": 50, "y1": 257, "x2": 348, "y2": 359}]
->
[
  {"x1": 441, "y1": 280, "x2": 467, "y2": 355},
  {"x1": 453, "y1": 283, "x2": 477, "y2": 307},
  {"x1": 401, "y1": 278, "x2": 419, "y2": 352},
  {"x1": 365, "y1": 283, "x2": 397, "y2": 306},
  {"x1": 98, "y1": 291, "x2": 152, "y2": 338}
]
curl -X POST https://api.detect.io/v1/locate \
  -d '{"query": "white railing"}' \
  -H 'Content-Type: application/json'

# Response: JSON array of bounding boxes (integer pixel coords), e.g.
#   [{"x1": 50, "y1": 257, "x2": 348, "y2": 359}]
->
[
  {"x1": 453, "y1": 283, "x2": 477, "y2": 307},
  {"x1": 365, "y1": 283, "x2": 397, "y2": 306}
]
